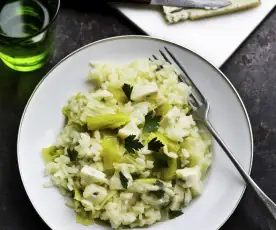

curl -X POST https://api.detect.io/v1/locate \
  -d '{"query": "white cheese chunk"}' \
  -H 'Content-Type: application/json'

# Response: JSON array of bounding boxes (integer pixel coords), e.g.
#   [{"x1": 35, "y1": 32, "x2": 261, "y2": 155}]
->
[
  {"x1": 131, "y1": 102, "x2": 151, "y2": 125},
  {"x1": 161, "y1": 106, "x2": 194, "y2": 142},
  {"x1": 109, "y1": 172, "x2": 124, "y2": 190},
  {"x1": 163, "y1": 6, "x2": 189, "y2": 24},
  {"x1": 80, "y1": 165, "x2": 107, "y2": 184},
  {"x1": 166, "y1": 127, "x2": 189, "y2": 142},
  {"x1": 176, "y1": 166, "x2": 201, "y2": 188},
  {"x1": 160, "y1": 106, "x2": 181, "y2": 128},
  {"x1": 131, "y1": 83, "x2": 158, "y2": 101},
  {"x1": 178, "y1": 115, "x2": 195, "y2": 129},
  {"x1": 118, "y1": 121, "x2": 141, "y2": 139},
  {"x1": 83, "y1": 184, "x2": 107, "y2": 204}
]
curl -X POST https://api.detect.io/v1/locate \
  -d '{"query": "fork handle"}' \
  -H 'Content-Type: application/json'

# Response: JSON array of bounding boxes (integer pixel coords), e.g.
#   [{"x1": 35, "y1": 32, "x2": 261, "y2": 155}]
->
[{"x1": 206, "y1": 121, "x2": 276, "y2": 229}]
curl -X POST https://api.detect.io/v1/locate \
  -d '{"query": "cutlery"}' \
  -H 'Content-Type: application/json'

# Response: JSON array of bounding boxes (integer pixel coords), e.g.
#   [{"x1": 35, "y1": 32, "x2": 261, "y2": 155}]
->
[
  {"x1": 107, "y1": 0, "x2": 231, "y2": 9},
  {"x1": 150, "y1": 47, "x2": 276, "y2": 230}
]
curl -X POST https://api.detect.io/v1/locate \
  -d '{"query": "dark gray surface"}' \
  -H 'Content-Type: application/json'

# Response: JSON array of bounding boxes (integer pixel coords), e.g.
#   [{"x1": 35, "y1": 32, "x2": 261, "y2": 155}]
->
[{"x1": 0, "y1": 2, "x2": 275, "y2": 230}]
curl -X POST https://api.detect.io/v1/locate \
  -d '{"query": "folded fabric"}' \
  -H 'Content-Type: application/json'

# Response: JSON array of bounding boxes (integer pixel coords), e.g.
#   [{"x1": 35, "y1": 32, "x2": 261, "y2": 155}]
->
[{"x1": 163, "y1": 0, "x2": 261, "y2": 24}]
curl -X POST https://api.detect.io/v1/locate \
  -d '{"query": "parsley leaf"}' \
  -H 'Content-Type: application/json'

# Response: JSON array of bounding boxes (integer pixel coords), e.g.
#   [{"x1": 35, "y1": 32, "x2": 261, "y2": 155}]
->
[
  {"x1": 119, "y1": 172, "x2": 128, "y2": 189},
  {"x1": 169, "y1": 210, "x2": 184, "y2": 219},
  {"x1": 124, "y1": 135, "x2": 144, "y2": 153},
  {"x1": 122, "y1": 84, "x2": 133, "y2": 101},
  {"x1": 154, "y1": 154, "x2": 169, "y2": 168},
  {"x1": 148, "y1": 137, "x2": 164, "y2": 152},
  {"x1": 68, "y1": 149, "x2": 78, "y2": 161},
  {"x1": 143, "y1": 111, "x2": 161, "y2": 133},
  {"x1": 131, "y1": 173, "x2": 140, "y2": 180}
]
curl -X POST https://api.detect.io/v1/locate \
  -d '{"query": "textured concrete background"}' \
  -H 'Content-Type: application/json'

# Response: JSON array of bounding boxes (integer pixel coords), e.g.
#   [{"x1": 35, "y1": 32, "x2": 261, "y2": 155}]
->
[{"x1": 0, "y1": 2, "x2": 275, "y2": 230}]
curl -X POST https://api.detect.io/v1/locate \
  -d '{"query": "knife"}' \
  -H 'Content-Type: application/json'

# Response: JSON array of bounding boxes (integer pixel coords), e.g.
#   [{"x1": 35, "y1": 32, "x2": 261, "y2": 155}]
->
[{"x1": 107, "y1": 0, "x2": 231, "y2": 9}]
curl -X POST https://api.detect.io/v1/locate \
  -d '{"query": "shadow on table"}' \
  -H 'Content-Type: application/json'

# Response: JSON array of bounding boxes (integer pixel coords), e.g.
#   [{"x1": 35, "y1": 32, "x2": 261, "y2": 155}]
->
[
  {"x1": 0, "y1": 60, "x2": 52, "y2": 109},
  {"x1": 60, "y1": 0, "x2": 146, "y2": 35},
  {"x1": 0, "y1": 60, "x2": 52, "y2": 229}
]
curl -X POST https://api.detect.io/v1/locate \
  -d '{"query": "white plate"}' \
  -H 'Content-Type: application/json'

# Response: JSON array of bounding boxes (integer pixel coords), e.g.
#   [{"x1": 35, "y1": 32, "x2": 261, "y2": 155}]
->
[{"x1": 17, "y1": 35, "x2": 253, "y2": 230}]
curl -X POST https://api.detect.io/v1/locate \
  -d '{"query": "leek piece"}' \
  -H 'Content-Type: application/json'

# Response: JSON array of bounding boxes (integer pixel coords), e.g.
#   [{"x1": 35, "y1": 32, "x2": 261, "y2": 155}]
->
[
  {"x1": 87, "y1": 113, "x2": 130, "y2": 130},
  {"x1": 161, "y1": 158, "x2": 177, "y2": 180},
  {"x1": 102, "y1": 136, "x2": 121, "y2": 170},
  {"x1": 155, "y1": 101, "x2": 171, "y2": 116},
  {"x1": 107, "y1": 85, "x2": 128, "y2": 104},
  {"x1": 42, "y1": 146, "x2": 57, "y2": 162}
]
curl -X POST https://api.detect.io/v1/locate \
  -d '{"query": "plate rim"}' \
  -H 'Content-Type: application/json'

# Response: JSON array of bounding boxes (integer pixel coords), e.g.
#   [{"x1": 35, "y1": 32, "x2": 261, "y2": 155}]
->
[{"x1": 17, "y1": 34, "x2": 254, "y2": 230}]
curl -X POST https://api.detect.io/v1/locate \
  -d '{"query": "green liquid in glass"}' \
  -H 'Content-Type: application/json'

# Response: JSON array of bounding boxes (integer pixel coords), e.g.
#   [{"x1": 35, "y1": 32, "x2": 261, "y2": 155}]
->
[{"x1": 0, "y1": 0, "x2": 56, "y2": 72}]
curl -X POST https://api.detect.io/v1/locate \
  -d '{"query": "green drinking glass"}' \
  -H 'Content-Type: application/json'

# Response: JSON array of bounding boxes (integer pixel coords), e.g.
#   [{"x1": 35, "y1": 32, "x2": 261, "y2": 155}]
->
[{"x1": 0, "y1": 0, "x2": 60, "y2": 72}]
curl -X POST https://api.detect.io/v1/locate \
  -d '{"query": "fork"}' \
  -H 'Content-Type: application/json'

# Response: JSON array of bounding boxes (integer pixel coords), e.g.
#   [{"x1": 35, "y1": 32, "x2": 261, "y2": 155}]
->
[{"x1": 151, "y1": 47, "x2": 276, "y2": 229}]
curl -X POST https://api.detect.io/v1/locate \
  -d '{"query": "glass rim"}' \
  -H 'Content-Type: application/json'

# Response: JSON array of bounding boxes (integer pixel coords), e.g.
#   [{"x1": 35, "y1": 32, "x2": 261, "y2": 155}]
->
[{"x1": 0, "y1": 0, "x2": 61, "y2": 40}]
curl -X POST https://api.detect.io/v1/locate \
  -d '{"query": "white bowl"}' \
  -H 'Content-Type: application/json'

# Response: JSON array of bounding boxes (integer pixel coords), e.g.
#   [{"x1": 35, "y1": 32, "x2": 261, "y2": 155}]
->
[{"x1": 17, "y1": 35, "x2": 253, "y2": 230}]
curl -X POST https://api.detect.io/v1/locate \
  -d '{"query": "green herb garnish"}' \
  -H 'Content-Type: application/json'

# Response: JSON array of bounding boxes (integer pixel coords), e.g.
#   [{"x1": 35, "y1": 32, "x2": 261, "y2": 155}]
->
[
  {"x1": 143, "y1": 111, "x2": 161, "y2": 133},
  {"x1": 119, "y1": 172, "x2": 128, "y2": 189},
  {"x1": 124, "y1": 135, "x2": 144, "y2": 153},
  {"x1": 68, "y1": 149, "x2": 78, "y2": 161},
  {"x1": 131, "y1": 173, "x2": 140, "y2": 180},
  {"x1": 154, "y1": 154, "x2": 169, "y2": 168},
  {"x1": 169, "y1": 210, "x2": 184, "y2": 219},
  {"x1": 148, "y1": 137, "x2": 164, "y2": 152},
  {"x1": 122, "y1": 83, "x2": 133, "y2": 101}
]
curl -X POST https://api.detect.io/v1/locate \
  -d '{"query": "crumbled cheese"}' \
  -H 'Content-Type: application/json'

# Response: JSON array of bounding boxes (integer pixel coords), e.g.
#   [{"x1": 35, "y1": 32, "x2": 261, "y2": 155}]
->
[
  {"x1": 131, "y1": 83, "x2": 158, "y2": 101},
  {"x1": 80, "y1": 166, "x2": 107, "y2": 184},
  {"x1": 176, "y1": 166, "x2": 201, "y2": 188},
  {"x1": 118, "y1": 121, "x2": 141, "y2": 139},
  {"x1": 83, "y1": 184, "x2": 108, "y2": 204}
]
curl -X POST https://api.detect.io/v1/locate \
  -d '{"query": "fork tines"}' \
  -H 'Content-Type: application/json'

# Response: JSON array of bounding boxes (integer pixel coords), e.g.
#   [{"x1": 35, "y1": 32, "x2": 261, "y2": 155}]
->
[{"x1": 151, "y1": 47, "x2": 206, "y2": 110}]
